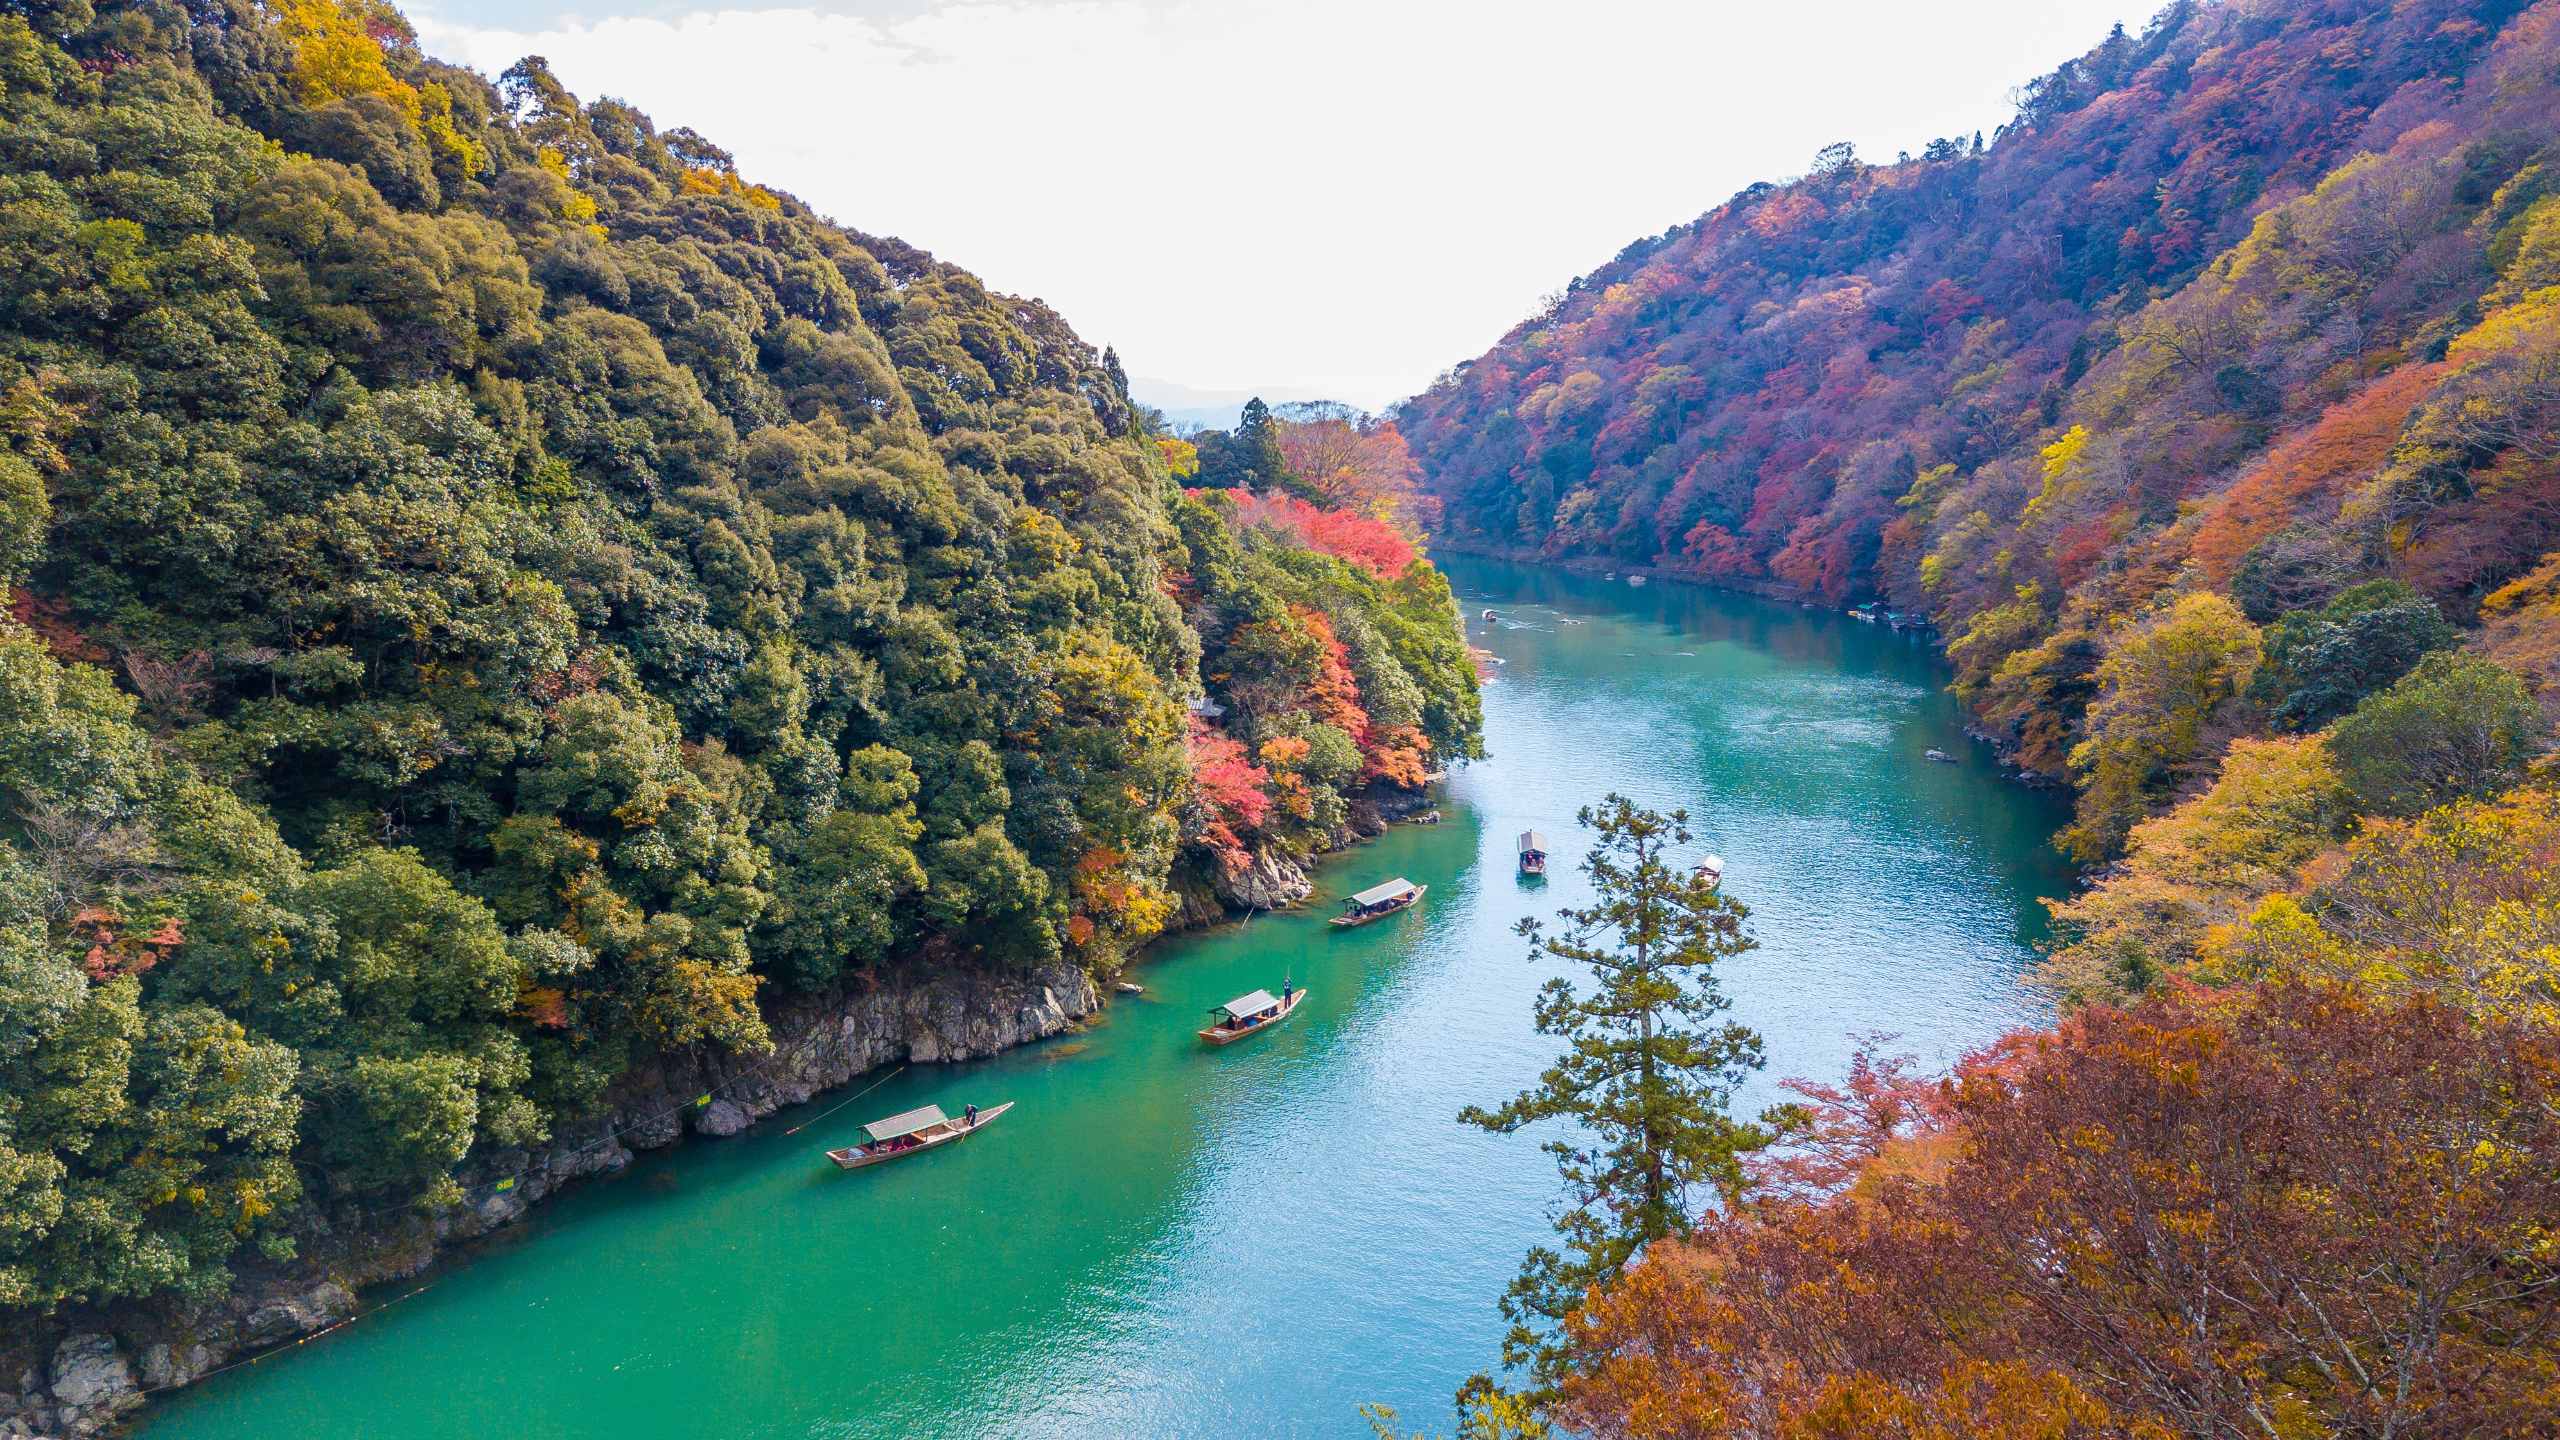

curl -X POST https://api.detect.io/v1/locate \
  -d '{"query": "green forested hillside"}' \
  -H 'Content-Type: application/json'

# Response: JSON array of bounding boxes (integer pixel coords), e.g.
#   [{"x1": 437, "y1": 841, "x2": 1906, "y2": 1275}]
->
[{"x1": 0, "y1": 0, "x2": 1475, "y2": 1316}]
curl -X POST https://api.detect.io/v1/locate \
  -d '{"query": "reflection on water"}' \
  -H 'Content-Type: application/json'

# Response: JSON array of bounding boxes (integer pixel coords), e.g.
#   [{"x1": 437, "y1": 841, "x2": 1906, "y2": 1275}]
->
[{"x1": 144, "y1": 558, "x2": 2071, "y2": 1440}]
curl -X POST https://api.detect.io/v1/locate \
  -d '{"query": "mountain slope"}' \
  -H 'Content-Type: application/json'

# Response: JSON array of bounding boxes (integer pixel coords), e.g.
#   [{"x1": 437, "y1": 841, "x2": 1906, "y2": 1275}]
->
[
  {"x1": 1401, "y1": 0, "x2": 2560, "y2": 851},
  {"x1": 1409, "y1": 12, "x2": 2560, "y2": 1427},
  {"x1": 0, "y1": 0, "x2": 1476, "y2": 1325}
]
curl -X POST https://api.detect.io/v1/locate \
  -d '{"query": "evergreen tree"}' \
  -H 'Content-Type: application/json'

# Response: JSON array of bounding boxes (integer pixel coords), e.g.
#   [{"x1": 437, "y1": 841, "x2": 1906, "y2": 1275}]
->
[
  {"x1": 1460, "y1": 794, "x2": 1771, "y2": 1393},
  {"x1": 1190, "y1": 396, "x2": 1294, "y2": 492},
  {"x1": 1234, "y1": 396, "x2": 1292, "y2": 491}
]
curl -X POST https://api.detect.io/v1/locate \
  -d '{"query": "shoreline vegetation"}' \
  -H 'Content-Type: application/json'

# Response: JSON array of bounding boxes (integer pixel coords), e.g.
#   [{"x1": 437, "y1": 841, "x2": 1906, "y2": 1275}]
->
[
  {"x1": 0, "y1": 3, "x2": 1476, "y2": 1431},
  {"x1": 16, "y1": 797, "x2": 1429, "y2": 1434}
]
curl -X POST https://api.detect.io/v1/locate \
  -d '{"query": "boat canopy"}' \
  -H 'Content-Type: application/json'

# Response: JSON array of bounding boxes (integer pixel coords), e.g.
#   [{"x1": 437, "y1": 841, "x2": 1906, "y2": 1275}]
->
[
  {"x1": 863, "y1": 1104, "x2": 948, "y2": 1142},
  {"x1": 1218, "y1": 989, "x2": 1282, "y2": 1019},
  {"x1": 1699, "y1": 855, "x2": 1725, "y2": 873},
  {"x1": 1517, "y1": 831, "x2": 1548, "y2": 855},
  {"x1": 1349, "y1": 878, "x2": 1417, "y2": 908}
]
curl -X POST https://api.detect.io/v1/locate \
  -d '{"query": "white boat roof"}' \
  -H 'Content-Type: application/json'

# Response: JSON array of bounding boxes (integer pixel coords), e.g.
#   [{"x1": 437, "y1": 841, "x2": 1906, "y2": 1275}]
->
[
  {"x1": 1518, "y1": 831, "x2": 1547, "y2": 852},
  {"x1": 1220, "y1": 989, "x2": 1282, "y2": 1018},
  {"x1": 1700, "y1": 855, "x2": 1725, "y2": 871},
  {"x1": 1349, "y1": 878, "x2": 1416, "y2": 907},
  {"x1": 863, "y1": 1104, "x2": 948, "y2": 1142}
]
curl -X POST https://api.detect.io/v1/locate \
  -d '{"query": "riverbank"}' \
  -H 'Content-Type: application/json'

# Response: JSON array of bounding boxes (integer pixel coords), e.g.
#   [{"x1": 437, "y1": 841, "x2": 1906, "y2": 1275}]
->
[
  {"x1": 2, "y1": 777, "x2": 1443, "y2": 1439},
  {"x1": 1428, "y1": 536, "x2": 1820, "y2": 608}
]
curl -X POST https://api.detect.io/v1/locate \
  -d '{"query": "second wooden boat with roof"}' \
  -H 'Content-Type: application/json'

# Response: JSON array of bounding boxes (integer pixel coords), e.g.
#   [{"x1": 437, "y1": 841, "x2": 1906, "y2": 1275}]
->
[
  {"x1": 826, "y1": 1100, "x2": 1013, "y2": 1170},
  {"x1": 1330, "y1": 877, "x2": 1426, "y2": 927},
  {"x1": 1517, "y1": 831, "x2": 1549, "y2": 876},
  {"x1": 1198, "y1": 987, "x2": 1304, "y2": 1044}
]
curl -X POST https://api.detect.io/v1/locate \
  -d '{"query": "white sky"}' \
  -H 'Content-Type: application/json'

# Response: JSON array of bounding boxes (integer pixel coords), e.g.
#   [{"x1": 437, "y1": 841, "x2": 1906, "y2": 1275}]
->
[{"x1": 415, "y1": 0, "x2": 2157, "y2": 409}]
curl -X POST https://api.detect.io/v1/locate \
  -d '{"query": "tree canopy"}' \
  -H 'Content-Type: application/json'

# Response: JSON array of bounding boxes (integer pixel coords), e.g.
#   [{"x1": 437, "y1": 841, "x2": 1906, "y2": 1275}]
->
[{"x1": 0, "y1": 0, "x2": 1478, "y2": 1319}]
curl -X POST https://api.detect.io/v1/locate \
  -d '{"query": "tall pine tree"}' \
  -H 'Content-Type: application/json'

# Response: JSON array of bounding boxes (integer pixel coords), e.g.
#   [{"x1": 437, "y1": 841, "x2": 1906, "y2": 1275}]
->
[{"x1": 1462, "y1": 794, "x2": 1771, "y2": 1393}]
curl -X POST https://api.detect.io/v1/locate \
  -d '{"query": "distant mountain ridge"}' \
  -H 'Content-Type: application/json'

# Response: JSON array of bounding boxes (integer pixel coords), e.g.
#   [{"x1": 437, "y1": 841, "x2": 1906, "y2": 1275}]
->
[{"x1": 1129, "y1": 377, "x2": 1364, "y2": 432}]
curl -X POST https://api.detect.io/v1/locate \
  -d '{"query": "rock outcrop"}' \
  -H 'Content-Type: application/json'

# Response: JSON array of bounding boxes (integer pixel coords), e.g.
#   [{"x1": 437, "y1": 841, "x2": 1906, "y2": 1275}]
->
[{"x1": 1212, "y1": 847, "x2": 1314, "y2": 911}]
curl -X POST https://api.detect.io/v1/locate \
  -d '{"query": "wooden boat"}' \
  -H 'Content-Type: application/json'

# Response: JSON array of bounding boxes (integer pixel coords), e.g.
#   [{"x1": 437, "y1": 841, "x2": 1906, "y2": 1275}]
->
[
  {"x1": 826, "y1": 1100, "x2": 1012, "y2": 1170},
  {"x1": 1115, "y1": 981, "x2": 1144, "y2": 995},
  {"x1": 1694, "y1": 855, "x2": 1725, "y2": 891},
  {"x1": 1331, "y1": 878, "x2": 1425, "y2": 927},
  {"x1": 1198, "y1": 987, "x2": 1304, "y2": 1044},
  {"x1": 1627, "y1": 574, "x2": 1647, "y2": 586},
  {"x1": 1517, "y1": 830, "x2": 1549, "y2": 877},
  {"x1": 1925, "y1": 748, "x2": 1956, "y2": 764}
]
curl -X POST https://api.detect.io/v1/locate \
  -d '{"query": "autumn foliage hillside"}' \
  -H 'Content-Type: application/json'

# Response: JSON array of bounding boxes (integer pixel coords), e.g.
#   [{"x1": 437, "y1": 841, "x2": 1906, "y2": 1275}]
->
[
  {"x1": 1412, "y1": 4, "x2": 2560, "y2": 1430},
  {"x1": 1406, "y1": 0, "x2": 2560, "y2": 864}
]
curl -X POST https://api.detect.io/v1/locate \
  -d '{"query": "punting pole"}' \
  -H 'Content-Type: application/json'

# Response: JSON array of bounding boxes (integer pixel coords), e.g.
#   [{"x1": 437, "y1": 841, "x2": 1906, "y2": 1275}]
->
[{"x1": 784, "y1": 1065, "x2": 908, "y2": 1138}]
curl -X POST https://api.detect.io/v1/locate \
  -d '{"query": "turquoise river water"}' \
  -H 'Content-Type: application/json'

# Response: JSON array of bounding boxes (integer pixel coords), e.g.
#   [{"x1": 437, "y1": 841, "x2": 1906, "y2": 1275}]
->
[{"x1": 142, "y1": 556, "x2": 2074, "y2": 1439}]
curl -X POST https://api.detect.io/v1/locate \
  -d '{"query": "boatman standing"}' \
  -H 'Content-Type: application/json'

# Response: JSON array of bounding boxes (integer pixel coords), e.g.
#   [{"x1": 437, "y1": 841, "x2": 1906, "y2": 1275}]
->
[{"x1": 965, "y1": 1102, "x2": 980, "y2": 1128}]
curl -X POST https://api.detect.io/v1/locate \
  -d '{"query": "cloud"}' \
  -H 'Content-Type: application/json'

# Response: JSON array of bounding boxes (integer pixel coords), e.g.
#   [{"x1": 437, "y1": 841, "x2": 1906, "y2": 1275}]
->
[{"x1": 414, "y1": 0, "x2": 2148, "y2": 407}]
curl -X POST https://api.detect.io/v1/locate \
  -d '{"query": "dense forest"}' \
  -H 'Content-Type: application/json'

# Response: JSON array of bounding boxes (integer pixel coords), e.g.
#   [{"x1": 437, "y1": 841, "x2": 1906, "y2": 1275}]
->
[
  {"x1": 1400, "y1": 2, "x2": 2560, "y2": 1434},
  {"x1": 0, "y1": 0, "x2": 1476, "y2": 1323}
]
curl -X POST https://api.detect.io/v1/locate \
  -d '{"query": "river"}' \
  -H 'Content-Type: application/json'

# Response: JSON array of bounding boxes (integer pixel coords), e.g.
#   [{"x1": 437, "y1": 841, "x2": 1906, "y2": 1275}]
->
[{"x1": 142, "y1": 556, "x2": 2074, "y2": 1439}]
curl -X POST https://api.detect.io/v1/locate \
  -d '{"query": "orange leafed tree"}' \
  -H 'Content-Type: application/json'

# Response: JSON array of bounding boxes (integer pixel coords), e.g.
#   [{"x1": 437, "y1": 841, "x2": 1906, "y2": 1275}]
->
[
  {"x1": 2186, "y1": 363, "x2": 2441, "y2": 583},
  {"x1": 1204, "y1": 489, "x2": 1418, "y2": 578},
  {"x1": 70, "y1": 906, "x2": 182, "y2": 982},
  {"x1": 1361, "y1": 724, "x2": 1433, "y2": 789},
  {"x1": 1291, "y1": 605, "x2": 1369, "y2": 743},
  {"x1": 1555, "y1": 982, "x2": 2560, "y2": 1439},
  {"x1": 1276, "y1": 417, "x2": 1425, "y2": 523}
]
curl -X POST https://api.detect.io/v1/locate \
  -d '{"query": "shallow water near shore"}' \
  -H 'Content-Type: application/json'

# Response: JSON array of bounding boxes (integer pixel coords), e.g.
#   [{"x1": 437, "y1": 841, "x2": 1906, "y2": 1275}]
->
[{"x1": 142, "y1": 557, "x2": 2073, "y2": 1439}]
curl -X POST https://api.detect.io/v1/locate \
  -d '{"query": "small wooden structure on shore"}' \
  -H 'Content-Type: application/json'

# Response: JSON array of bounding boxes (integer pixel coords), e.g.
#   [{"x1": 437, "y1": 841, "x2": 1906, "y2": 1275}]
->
[
  {"x1": 1517, "y1": 831, "x2": 1549, "y2": 877},
  {"x1": 1199, "y1": 987, "x2": 1303, "y2": 1044},
  {"x1": 827, "y1": 1101, "x2": 1011, "y2": 1170},
  {"x1": 1332, "y1": 878, "x2": 1425, "y2": 927}
]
